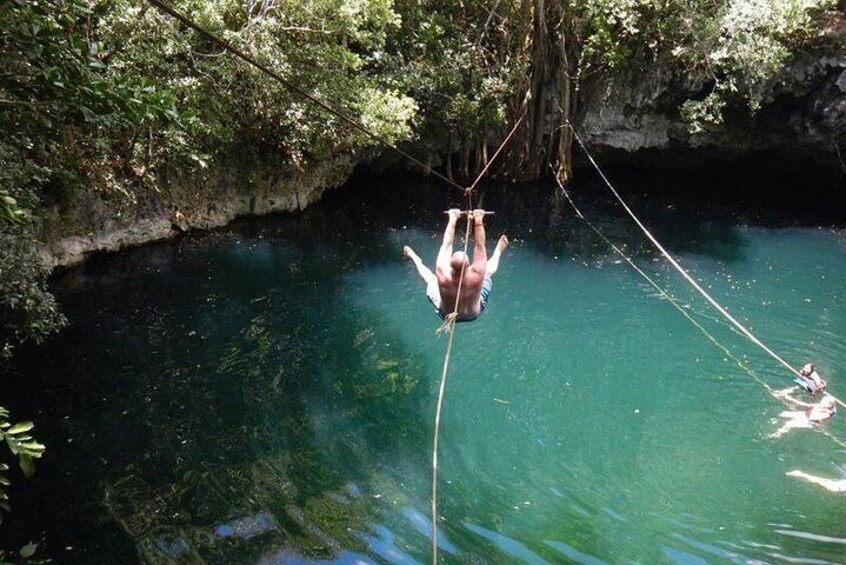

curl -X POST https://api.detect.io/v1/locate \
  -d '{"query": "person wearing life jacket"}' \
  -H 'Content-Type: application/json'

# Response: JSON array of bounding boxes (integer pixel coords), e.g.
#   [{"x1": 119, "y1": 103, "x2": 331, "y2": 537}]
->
[
  {"x1": 769, "y1": 394, "x2": 836, "y2": 438},
  {"x1": 797, "y1": 362, "x2": 827, "y2": 393}
]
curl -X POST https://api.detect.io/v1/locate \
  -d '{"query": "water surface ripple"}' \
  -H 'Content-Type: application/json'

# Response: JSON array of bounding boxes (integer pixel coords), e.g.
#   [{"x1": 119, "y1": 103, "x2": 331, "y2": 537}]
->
[{"x1": 5, "y1": 174, "x2": 846, "y2": 564}]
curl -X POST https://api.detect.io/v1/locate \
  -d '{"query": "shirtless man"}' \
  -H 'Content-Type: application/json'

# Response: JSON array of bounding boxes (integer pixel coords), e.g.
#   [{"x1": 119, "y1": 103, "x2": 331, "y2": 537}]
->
[
  {"x1": 403, "y1": 209, "x2": 508, "y2": 322},
  {"x1": 769, "y1": 393, "x2": 837, "y2": 438}
]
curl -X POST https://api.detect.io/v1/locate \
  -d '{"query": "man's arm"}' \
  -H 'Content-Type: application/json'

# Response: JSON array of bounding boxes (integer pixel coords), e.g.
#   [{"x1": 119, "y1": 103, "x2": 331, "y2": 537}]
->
[
  {"x1": 782, "y1": 392, "x2": 811, "y2": 408},
  {"x1": 471, "y1": 209, "x2": 487, "y2": 275},
  {"x1": 436, "y1": 209, "x2": 461, "y2": 272}
]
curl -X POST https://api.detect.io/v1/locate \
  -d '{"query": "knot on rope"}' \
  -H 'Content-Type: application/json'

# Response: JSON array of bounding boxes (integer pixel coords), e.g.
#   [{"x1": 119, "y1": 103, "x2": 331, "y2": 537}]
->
[{"x1": 435, "y1": 313, "x2": 458, "y2": 336}]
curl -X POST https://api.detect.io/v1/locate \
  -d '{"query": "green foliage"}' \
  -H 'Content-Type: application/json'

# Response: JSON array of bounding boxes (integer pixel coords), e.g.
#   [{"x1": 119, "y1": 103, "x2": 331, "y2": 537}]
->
[
  {"x1": 0, "y1": 407, "x2": 45, "y2": 525},
  {"x1": 0, "y1": 143, "x2": 66, "y2": 357},
  {"x1": 0, "y1": 0, "x2": 418, "y2": 353},
  {"x1": 580, "y1": 0, "x2": 656, "y2": 73},
  {"x1": 0, "y1": 0, "x2": 840, "y2": 351},
  {"x1": 0, "y1": 223, "x2": 66, "y2": 358},
  {"x1": 0, "y1": 192, "x2": 27, "y2": 225},
  {"x1": 387, "y1": 0, "x2": 516, "y2": 142},
  {"x1": 670, "y1": 0, "x2": 837, "y2": 132}
]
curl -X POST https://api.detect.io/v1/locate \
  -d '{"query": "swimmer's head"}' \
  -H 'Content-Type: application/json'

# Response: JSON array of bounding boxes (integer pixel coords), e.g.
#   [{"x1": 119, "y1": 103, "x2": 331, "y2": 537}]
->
[
  {"x1": 802, "y1": 363, "x2": 814, "y2": 376},
  {"x1": 821, "y1": 396, "x2": 836, "y2": 410}
]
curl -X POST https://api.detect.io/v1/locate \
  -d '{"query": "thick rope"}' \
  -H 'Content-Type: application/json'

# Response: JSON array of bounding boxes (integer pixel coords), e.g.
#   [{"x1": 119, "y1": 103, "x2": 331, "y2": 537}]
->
[
  {"x1": 548, "y1": 163, "x2": 778, "y2": 395},
  {"x1": 550, "y1": 163, "x2": 846, "y2": 449},
  {"x1": 143, "y1": 0, "x2": 468, "y2": 194},
  {"x1": 431, "y1": 192, "x2": 473, "y2": 564},
  {"x1": 565, "y1": 124, "x2": 846, "y2": 402},
  {"x1": 464, "y1": 111, "x2": 526, "y2": 194},
  {"x1": 429, "y1": 109, "x2": 525, "y2": 562}
]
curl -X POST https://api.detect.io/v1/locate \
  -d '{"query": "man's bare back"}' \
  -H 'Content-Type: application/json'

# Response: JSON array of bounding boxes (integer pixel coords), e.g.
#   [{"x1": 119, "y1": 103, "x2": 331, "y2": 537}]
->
[{"x1": 403, "y1": 209, "x2": 508, "y2": 321}]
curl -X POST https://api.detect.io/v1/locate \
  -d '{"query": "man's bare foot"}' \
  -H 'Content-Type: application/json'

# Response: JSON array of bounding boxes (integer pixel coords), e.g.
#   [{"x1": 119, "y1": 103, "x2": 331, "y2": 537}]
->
[
  {"x1": 496, "y1": 235, "x2": 509, "y2": 253},
  {"x1": 402, "y1": 245, "x2": 413, "y2": 259},
  {"x1": 786, "y1": 470, "x2": 804, "y2": 477}
]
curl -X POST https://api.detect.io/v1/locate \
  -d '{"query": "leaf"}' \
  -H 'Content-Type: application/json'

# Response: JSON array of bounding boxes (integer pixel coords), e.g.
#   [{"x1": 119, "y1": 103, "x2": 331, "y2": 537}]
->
[
  {"x1": 19, "y1": 454, "x2": 34, "y2": 478},
  {"x1": 20, "y1": 441, "x2": 46, "y2": 452},
  {"x1": 20, "y1": 543, "x2": 38, "y2": 559},
  {"x1": 7, "y1": 422, "x2": 34, "y2": 435},
  {"x1": 6, "y1": 438, "x2": 20, "y2": 456}
]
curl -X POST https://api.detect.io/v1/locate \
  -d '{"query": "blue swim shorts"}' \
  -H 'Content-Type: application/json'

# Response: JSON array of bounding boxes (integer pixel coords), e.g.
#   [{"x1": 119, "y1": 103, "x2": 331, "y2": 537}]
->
[{"x1": 427, "y1": 276, "x2": 492, "y2": 321}]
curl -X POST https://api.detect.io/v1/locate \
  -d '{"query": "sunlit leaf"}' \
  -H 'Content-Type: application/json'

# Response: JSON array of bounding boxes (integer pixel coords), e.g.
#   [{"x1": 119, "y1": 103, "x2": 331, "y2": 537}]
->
[
  {"x1": 7, "y1": 422, "x2": 34, "y2": 435},
  {"x1": 19, "y1": 454, "x2": 35, "y2": 478},
  {"x1": 20, "y1": 543, "x2": 38, "y2": 558}
]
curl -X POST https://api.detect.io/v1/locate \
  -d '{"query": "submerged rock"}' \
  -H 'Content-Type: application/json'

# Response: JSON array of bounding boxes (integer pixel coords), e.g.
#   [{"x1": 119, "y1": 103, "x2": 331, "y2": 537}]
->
[{"x1": 214, "y1": 511, "x2": 278, "y2": 540}]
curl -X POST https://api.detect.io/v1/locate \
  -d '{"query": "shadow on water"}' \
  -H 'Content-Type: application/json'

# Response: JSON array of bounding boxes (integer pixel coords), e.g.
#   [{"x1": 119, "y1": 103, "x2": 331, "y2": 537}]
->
[
  {"x1": 4, "y1": 218, "x2": 441, "y2": 562},
  {"x1": 433, "y1": 175, "x2": 752, "y2": 266}
]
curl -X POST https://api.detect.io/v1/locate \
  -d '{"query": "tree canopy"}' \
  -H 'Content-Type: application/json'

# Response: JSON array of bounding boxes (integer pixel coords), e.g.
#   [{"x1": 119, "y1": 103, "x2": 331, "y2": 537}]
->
[{"x1": 0, "y1": 0, "x2": 841, "y2": 355}]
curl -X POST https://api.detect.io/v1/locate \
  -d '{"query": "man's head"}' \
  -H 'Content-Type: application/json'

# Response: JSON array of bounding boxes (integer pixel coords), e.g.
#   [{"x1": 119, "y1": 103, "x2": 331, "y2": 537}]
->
[
  {"x1": 821, "y1": 396, "x2": 836, "y2": 410},
  {"x1": 802, "y1": 363, "x2": 814, "y2": 376},
  {"x1": 450, "y1": 251, "x2": 469, "y2": 273}
]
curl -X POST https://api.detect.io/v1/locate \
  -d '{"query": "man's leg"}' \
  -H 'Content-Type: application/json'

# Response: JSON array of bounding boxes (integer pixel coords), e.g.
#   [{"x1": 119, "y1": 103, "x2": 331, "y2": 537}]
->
[
  {"x1": 485, "y1": 235, "x2": 509, "y2": 277},
  {"x1": 403, "y1": 246, "x2": 437, "y2": 287},
  {"x1": 770, "y1": 415, "x2": 810, "y2": 438},
  {"x1": 404, "y1": 245, "x2": 443, "y2": 315},
  {"x1": 436, "y1": 210, "x2": 461, "y2": 274}
]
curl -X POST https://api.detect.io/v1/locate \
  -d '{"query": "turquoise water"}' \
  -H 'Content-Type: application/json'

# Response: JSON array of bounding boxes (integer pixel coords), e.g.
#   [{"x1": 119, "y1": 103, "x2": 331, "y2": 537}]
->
[{"x1": 5, "y1": 173, "x2": 846, "y2": 563}]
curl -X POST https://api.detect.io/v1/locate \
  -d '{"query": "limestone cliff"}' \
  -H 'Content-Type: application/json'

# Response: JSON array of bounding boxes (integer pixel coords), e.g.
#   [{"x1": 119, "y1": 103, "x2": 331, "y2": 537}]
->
[
  {"x1": 38, "y1": 53, "x2": 846, "y2": 269},
  {"x1": 39, "y1": 150, "x2": 356, "y2": 268},
  {"x1": 578, "y1": 54, "x2": 846, "y2": 170}
]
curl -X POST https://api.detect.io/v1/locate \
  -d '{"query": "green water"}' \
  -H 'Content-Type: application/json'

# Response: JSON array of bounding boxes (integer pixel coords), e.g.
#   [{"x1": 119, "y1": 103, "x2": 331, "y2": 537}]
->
[{"x1": 5, "y1": 173, "x2": 846, "y2": 564}]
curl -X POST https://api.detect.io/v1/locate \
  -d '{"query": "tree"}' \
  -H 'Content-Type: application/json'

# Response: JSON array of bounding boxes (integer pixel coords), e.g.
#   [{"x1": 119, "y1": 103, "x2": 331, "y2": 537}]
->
[
  {"x1": 676, "y1": 0, "x2": 838, "y2": 132},
  {"x1": 0, "y1": 0, "x2": 419, "y2": 354},
  {"x1": 512, "y1": 0, "x2": 838, "y2": 183}
]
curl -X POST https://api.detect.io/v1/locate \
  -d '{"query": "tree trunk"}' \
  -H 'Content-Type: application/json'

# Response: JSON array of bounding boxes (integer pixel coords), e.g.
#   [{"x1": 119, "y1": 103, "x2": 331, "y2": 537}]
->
[
  {"x1": 510, "y1": 0, "x2": 580, "y2": 183},
  {"x1": 556, "y1": 16, "x2": 574, "y2": 184},
  {"x1": 526, "y1": 0, "x2": 550, "y2": 179}
]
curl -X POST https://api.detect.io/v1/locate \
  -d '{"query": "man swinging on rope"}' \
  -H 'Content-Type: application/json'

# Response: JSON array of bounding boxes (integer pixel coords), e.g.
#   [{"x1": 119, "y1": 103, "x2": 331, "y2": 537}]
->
[{"x1": 403, "y1": 208, "x2": 508, "y2": 322}]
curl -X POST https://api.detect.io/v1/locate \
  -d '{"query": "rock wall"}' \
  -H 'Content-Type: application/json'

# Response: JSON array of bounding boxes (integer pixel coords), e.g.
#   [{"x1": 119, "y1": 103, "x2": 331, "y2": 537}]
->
[
  {"x1": 39, "y1": 150, "x2": 356, "y2": 268},
  {"x1": 37, "y1": 51, "x2": 846, "y2": 269},
  {"x1": 578, "y1": 54, "x2": 846, "y2": 170}
]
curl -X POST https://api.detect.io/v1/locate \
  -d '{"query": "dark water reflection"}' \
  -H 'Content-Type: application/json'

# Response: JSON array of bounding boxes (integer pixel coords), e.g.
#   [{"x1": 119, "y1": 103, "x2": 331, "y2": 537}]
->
[{"x1": 3, "y1": 167, "x2": 846, "y2": 563}]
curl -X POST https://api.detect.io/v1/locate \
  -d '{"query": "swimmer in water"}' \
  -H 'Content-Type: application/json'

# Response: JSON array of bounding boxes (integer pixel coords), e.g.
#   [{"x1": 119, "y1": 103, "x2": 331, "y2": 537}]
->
[
  {"x1": 769, "y1": 394, "x2": 836, "y2": 438},
  {"x1": 797, "y1": 363, "x2": 827, "y2": 393},
  {"x1": 773, "y1": 362, "x2": 828, "y2": 397}
]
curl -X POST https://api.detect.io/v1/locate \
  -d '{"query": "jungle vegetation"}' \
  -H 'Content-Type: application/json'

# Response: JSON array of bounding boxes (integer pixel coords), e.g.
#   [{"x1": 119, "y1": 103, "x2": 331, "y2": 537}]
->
[{"x1": 1, "y1": 0, "x2": 841, "y2": 358}]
